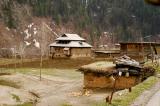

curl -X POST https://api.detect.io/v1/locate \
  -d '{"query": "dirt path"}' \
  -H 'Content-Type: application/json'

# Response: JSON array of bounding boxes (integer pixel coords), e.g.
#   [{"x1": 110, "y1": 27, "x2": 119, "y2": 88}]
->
[
  {"x1": 146, "y1": 89, "x2": 160, "y2": 106},
  {"x1": 131, "y1": 78, "x2": 160, "y2": 106},
  {"x1": 0, "y1": 71, "x2": 110, "y2": 106}
]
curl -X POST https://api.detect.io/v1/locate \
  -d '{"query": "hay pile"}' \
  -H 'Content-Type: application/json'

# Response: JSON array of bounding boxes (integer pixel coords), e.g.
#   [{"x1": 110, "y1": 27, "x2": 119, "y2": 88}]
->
[{"x1": 78, "y1": 61, "x2": 117, "y2": 76}]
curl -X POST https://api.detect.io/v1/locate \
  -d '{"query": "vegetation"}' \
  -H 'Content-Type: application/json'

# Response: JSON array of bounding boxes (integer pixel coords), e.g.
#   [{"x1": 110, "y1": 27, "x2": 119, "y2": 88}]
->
[
  {"x1": 6, "y1": 68, "x2": 82, "y2": 80},
  {"x1": 0, "y1": 58, "x2": 38, "y2": 66},
  {"x1": 144, "y1": 61, "x2": 160, "y2": 73},
  {"x1": 11, "y1": 94, "x2": 21, "y2": 102},
  {"x1": 0, "y1": 0, "x2": 160, "y2": 43},
  {"x1": 61, "y1": 103, "x2": 72, "y2": 106},
  {"x1": 94, "y1": 76, "x2": 158, "y2": 106},
  {"x1": 16, "y1": 102, "x2": 33, "y2": 106},
  {"x1": 0, "y1": 79, "x2": 20, "y2": 88}
]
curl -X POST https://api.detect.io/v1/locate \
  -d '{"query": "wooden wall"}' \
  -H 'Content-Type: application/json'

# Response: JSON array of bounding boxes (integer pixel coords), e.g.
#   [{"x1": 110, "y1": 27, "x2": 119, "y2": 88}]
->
[
  {"x1": 70, "y1": 48, "x2": 92, "y2": 58},
  {"x1": 94, "y1": 52, "x2": 120, "y2": 58},
  {"x1": 50, "y1": 47, "x2": 92, "y2": 58},
  {"x1": 120, "y1": 43, "x2": 154, "y2": 57}
]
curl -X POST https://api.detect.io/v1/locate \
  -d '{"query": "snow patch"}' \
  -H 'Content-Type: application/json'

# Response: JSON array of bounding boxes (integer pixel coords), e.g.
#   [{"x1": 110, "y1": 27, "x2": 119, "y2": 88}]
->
[
  {"x1": 33, "y1": 39, "x2": 40, "y2": 48},
  {"x1": 24, "y1": 41, "x2": 31, "y2": 46},
  {"x1": 33, "y1": 30, "x2": 37, "y2": 35},
  {"x1": 33, "y1": 28, "x2": 37, "y2": 31},
  {"x1": 6, "y1": 27, "x2": 10, "y2": 31},
  {"x1": 28, "y1": 23, "x2": 34, "y2": 28},
  {"x1": 24, "y1": 29, "x2": 31, "y2": 39}
]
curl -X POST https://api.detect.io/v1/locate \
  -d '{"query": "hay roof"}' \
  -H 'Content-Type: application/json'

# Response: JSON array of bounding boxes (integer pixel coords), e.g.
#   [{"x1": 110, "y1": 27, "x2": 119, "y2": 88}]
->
[{"x1": 78, "y1": 61, "x2": 117, "y2": 76}]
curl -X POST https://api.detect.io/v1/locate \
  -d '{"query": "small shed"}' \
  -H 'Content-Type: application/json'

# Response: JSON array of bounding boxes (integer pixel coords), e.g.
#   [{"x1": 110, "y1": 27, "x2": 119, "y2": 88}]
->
[
  {"x1": 78, "y1": 62, "x2": 142, "y2": 89},
  {"x1": 49, "y1": 33, "x2": 92, "y2": 58}
]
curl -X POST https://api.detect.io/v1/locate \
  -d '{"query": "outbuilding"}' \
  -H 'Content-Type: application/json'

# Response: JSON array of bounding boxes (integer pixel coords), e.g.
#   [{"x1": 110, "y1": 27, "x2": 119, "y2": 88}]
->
[
  {"x1": 120, "y1": 42, "x2": 160, "y2": 60},
  {"x1": 78, "y1": 55, "x2": 155, "y2": 89}
]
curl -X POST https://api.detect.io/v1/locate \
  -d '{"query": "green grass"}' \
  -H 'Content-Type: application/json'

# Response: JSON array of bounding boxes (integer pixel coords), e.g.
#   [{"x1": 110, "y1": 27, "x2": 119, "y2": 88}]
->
[
  {"x1": 61, "y1": 103, "x2": 72, "y2": 106},
  {"x1": 0, "y1": 79, "x2": 20, "y2": 88},
  {"x1": 94, "y1": 76, "x2": 158, "y2": 106},
  {"x1": 16, "y1": 102, "x2": 33, "y2": 106},
  {"x1": 8, "y1": 68, "x2": 82, "y2": 79},
  {"x1": 11, "y1": 94, "x2": 20, "y2": 102},
  {"x1": 0, "y1": 58, "x2": 37, "y2": 66}
]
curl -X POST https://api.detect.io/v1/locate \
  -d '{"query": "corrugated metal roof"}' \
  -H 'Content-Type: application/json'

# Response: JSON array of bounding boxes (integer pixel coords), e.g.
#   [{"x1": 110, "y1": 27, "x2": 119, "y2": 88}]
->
[
  {"x1": 55, "y1": 33, "x2": 85, "y2": 41},
  {"x1": 49, "y1": 41, "x2": 92, "y2": 48}
]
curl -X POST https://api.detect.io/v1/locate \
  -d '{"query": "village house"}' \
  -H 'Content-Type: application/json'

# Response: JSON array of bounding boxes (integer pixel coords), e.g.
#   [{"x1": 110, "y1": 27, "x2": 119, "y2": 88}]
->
[
  {"x1": 49, "y1": 33, "x2": 92, "y2": 58},
  {"x1": 120, "y1": 42, "x2": 160, "y2": 60},
  {"x1": 94, "y1": 42, "x2": 160, "y2": 60}
]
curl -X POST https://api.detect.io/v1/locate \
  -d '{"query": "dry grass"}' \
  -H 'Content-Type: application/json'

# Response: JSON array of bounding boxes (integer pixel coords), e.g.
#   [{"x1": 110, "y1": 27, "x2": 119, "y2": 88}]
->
[
  {"x1": 16, "y1": 102, "x2": 33, "y2": 106},
  {"x1": 29, "y1": 91, "x2": 40, "y2": 98},
  {"x1": 0, "y1": 79, "x2": 20, "y2": 88},
  {"x1": 0, "y1": 58, "x2": 104, "y2": 69},
  {"x1": 0, "y1": 58, "x2": 37, "y2": 66},
  {"x1": 79, "y1": 61, "x2": 116, "y2": 75},
  {"x1": 13, "y1": 68, "x2": 82, "y2": 80}
]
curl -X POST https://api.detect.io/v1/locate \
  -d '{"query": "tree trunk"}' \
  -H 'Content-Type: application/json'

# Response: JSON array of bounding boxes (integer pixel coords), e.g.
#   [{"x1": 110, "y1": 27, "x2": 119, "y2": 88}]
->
[{"x1": 40, "y1": 54, "x2": 43, "y2": 81}]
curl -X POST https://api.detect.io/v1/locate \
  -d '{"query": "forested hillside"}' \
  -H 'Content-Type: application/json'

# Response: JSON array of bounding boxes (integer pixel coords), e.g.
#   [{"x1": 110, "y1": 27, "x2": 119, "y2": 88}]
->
[{"x1": 0, "y1": 0, "x2": 160, "y2": 47}]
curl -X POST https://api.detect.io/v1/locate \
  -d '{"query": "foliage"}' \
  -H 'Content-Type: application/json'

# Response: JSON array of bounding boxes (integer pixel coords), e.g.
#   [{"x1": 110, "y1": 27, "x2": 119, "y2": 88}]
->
[
  {"x1": 11, "y1": 94, "x2": 21, "y2": 102},
  {"x1": 61, "y1": 103, "x2": 72, "y2": 106},
  {"x1": 16, "y1": 102, "x2": 33, "y2": 106},
  {"x1": 0, "y1": 0, "x2": 160, "y2": 42}
]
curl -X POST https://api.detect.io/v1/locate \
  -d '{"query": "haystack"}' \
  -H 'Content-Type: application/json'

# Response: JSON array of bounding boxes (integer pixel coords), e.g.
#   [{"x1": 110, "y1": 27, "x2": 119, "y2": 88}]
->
[{"x1": 79, "y1": 62, "x2": 117, "y2": 76}]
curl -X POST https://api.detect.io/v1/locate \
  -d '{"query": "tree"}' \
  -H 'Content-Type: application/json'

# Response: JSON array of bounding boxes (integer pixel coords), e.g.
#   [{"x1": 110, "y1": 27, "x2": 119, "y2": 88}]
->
[{"x1": 38, "y1": 22, "x2": 52, "y2": 80}]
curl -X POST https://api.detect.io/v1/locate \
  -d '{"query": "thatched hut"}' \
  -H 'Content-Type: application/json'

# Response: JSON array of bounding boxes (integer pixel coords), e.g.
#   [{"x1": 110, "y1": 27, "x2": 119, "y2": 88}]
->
[{"x1": 78, "y1": 61, "x2": 143, "y2": 89}]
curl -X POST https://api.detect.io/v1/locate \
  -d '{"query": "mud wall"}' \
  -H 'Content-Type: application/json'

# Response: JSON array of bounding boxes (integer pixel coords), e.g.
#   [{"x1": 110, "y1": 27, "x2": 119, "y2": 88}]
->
[{"x1": 84, "y1": 73, "x2": 141, "y2": 89}]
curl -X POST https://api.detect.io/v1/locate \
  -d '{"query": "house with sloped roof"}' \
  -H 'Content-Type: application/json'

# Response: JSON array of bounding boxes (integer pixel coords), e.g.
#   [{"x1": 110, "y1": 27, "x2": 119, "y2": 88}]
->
[{"x1": 49, "y1": 33, "x2": 92, "y2": 58}]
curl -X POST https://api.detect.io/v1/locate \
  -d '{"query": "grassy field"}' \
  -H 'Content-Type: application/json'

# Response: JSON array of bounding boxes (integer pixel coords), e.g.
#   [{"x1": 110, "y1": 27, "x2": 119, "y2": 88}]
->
[
  {"x1": 1, "y1": 68, "x2": 82, "y2": 80},
  {"x1": 0, "y1": 58, "x2": 37, "y2": 66},
  {"x1": 0, "y1": 58, "x2": 159, "y2": 106},
  {"x1": 0, "y1": 58, "x2": 97, "y2": 69}
]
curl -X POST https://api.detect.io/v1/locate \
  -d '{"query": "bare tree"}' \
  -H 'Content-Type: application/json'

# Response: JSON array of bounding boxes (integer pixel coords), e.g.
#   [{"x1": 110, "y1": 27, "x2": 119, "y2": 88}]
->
[
  {"x1": 36, "y1": 21, "x2": 58, "y2": 80},
  {"x1": 38, "y1": 22, "x2": 50, "y2": 80},
  {"x1": 13, "y1": 45, "x2": 17, "y2": 72},
  {"x1": 19, "y1": 42, "x2": 26, "y2": 67}
]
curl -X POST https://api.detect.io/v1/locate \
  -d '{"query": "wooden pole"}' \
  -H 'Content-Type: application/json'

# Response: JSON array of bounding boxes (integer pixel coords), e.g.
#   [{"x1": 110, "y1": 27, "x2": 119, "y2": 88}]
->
[
  {"x1": 14, "y1": 46, "x2": 17, "y2": 73},
  {"x1": 106, "y1": 75, "x2": 118, "y2": 104},
  {"x1": 109, "y1": 76, "x2": 117, "y2": 104}
]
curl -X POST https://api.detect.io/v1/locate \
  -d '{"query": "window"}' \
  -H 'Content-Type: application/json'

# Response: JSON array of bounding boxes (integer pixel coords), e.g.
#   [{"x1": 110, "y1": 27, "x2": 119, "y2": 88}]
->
[{"x1": 57, "y1": 40, "x2": 70, "y2": 44}]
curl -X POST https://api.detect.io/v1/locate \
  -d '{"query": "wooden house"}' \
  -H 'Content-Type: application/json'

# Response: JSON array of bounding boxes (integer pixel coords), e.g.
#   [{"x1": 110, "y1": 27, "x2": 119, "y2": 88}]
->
[
  {"x1": 120, "y1": 42, "x2": 160, "y2": 60},
  {"x1": 49, "y1": 34, "x2": 92, "y2": 58}
]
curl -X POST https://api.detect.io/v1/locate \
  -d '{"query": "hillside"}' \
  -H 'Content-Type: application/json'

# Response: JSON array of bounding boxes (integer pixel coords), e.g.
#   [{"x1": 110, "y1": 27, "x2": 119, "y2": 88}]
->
[{"x1": 0, "y1": 0, "x2": 160, "y2": 54}]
